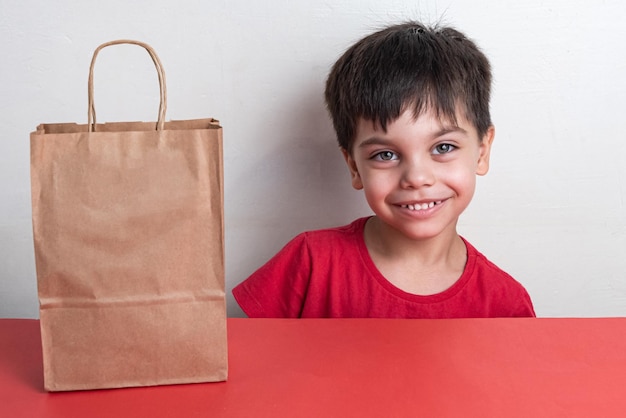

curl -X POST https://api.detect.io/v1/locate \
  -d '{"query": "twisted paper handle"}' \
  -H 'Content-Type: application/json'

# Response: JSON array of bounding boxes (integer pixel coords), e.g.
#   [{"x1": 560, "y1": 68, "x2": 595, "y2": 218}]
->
[{"x1": 87, "y1": 39, "x2": 167, "y2": 132}]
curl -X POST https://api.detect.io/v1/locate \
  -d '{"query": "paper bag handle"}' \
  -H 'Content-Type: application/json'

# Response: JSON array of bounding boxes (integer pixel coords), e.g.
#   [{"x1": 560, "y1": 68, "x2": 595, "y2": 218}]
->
[{"x1": 87, "y1": 39, "x2": 167, "y2": 132}]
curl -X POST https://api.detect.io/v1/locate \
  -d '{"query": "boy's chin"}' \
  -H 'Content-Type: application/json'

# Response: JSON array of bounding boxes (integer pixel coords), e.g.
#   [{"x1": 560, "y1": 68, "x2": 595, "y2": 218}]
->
[{"x1": 373, "y1": 216, "x2": 458, "y2": 242}]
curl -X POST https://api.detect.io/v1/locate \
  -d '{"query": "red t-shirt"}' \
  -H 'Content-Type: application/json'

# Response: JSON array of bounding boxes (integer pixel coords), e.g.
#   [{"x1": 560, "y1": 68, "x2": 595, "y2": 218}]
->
[{"x1": 233, "y1": 217, "x2": 535, "y2": 318}]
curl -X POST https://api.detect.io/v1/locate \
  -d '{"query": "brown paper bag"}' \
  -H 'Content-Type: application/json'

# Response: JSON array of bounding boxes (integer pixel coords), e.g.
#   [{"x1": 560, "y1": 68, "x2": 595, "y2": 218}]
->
[{"x1": 30, "y1": 40, "x2": 228, "y2": 391}]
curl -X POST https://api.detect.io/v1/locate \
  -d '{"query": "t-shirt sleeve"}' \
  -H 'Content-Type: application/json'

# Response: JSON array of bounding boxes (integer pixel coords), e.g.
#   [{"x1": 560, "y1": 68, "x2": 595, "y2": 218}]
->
[
  {"x1": 464, "y1": 240, "x2": 537, "y2": 318},
  {"x1": 232, "y1": 234, "x2": 312, "y2": 318},
  {"x1": 510, "y1": 288, "x2": 536, "y2": 317}
]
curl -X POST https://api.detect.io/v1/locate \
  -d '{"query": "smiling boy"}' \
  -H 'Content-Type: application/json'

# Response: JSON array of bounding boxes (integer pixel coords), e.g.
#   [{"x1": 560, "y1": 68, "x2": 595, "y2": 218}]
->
[{"x1": 233, "y1": 21, "x2": 535, "y2": 318}]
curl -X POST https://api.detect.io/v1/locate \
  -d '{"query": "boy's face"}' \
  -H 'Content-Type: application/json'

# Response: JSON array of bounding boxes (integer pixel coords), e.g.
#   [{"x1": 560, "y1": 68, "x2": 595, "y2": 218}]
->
[{"x1": 342, "y1": 107, "x2": 494, "y2": 242}]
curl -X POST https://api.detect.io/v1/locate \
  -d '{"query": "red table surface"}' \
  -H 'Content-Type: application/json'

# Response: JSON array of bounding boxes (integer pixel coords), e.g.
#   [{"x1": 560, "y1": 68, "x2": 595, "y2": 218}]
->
[{"x1": 1, "y1": 317, "x2": 625, "y2": 418}]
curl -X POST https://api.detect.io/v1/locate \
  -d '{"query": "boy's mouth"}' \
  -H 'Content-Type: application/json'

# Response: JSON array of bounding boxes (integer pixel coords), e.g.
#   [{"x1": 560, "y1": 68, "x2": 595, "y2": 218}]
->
[{"x1": 400, "y1": 200, "x2": 443, "y2": 211}]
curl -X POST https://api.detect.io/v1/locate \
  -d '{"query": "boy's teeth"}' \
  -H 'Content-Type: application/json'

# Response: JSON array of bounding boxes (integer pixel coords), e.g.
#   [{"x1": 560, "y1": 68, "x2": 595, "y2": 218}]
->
[{"x1": 402, "y1": 201, "x2": 442, "y2": 211}]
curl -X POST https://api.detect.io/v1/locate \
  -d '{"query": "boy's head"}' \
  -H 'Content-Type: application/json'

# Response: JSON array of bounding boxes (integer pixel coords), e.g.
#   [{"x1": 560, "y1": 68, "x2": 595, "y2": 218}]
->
[{"x1": 325, "y1": 21, "x2": 492, "y2": 154}]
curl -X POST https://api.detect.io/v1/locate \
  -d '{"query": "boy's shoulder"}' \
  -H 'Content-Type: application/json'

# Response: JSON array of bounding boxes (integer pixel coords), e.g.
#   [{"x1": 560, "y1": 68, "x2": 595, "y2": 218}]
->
[
  {"x1": 462, "y1": 238, "x2": 534, "y2": 312},
  {"x1": 463, "y1": 238, "x2": 517, "y2": 283},
  {"x1": 274, "y1": 217, "x2": 371, "y2": 265}
]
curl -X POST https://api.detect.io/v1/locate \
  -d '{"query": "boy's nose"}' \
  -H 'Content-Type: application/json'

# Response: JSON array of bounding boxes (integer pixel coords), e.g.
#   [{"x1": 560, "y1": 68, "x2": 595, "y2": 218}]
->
[{"x1": 400, "y1": 158, "x2": 435, "y2": 189}]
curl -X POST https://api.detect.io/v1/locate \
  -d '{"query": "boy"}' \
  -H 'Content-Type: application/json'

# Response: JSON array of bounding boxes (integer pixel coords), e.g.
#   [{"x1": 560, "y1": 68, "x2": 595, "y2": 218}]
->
[{"x1": 233, "y1": 21, "x2": 535, "y2": 318}]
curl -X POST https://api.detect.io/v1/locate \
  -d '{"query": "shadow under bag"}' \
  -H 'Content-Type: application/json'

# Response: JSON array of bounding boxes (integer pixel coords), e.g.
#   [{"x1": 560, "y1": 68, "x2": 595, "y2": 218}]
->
[{"x1": 30, "y1": 40, "x2": 228, "y2": 391}]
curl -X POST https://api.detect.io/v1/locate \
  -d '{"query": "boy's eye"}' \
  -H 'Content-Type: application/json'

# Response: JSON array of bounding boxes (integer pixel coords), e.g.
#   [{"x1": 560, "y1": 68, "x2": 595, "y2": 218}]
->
[
  {"x1": 433, "y1": 143, "x2": 456, "y2": 155},
  {"x1": 372, "y1": 151, "x2": 398, "y2": 161}
]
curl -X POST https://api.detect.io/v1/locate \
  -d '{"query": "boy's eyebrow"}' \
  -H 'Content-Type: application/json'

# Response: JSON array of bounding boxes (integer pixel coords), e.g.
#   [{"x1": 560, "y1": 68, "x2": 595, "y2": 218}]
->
[
  {"x1": 436, "y1": 125, "x2": 469, "y2": 136},
  {"x1": 357, "y1": 137, "x2": 394, "y2": 148},
  {"x1": 357, "y1": 126, "x2": 468, "y2": 148}
]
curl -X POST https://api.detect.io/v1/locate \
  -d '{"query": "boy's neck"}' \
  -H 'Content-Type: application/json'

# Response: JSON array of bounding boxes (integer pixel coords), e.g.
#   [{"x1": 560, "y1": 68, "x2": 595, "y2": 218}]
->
[{"x1": 363, "y1": 216, "x2": 467, "y2": 295}]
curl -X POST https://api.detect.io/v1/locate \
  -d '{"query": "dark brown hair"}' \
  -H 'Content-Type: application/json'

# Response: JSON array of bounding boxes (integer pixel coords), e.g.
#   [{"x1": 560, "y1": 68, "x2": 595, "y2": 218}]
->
[{"x1": 325, "y1": 21, "x2": 492, "y2": 153}]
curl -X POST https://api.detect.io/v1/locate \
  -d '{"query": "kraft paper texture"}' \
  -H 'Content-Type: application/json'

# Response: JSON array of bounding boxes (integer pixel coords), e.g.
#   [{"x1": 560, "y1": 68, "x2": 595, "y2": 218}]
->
[{"x1": 30, "y1": 40, "x2": 228, "y2": 391}]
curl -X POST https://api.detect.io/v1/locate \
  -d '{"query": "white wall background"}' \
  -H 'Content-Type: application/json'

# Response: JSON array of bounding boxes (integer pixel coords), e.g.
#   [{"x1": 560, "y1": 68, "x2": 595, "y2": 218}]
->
[{"x1": 1, "y1": 0, "x2": 625, "y2": 318}]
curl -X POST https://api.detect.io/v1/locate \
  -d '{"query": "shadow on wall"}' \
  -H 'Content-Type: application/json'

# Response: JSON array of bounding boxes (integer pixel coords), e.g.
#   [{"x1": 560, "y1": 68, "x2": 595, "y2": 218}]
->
[
  {"x1": 233, "y1": 80, "x2": 370, "y2": 238},
  {"x1": 225, "y1": 82, "x2": 370, "y2": 316}
]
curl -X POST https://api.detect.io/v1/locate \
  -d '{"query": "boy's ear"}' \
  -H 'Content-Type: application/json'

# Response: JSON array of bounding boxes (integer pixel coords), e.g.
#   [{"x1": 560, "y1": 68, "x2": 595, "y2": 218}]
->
[
  {"x1": 476, "y1": 125, "x2": 495, "y2": 176},
  {"x1": 341, "y1": 148, "x2": 364, "y2": 190}
]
